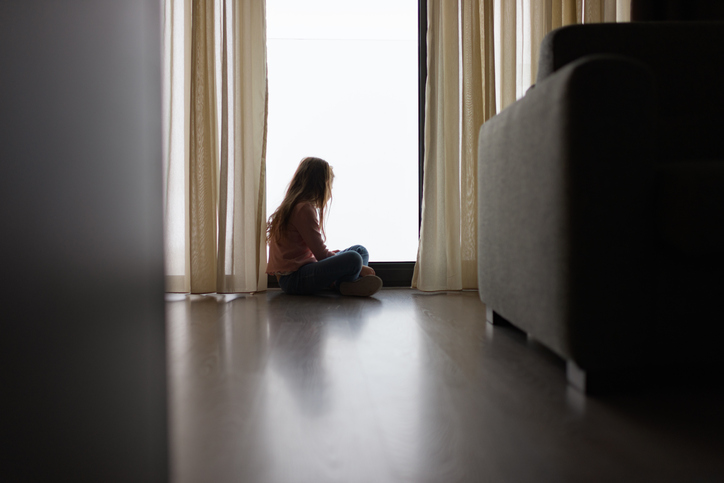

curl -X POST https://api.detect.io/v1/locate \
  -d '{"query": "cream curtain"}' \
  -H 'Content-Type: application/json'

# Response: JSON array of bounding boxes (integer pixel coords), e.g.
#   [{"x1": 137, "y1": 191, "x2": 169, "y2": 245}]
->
[
  {"x1": 413, "y1": 0, "x2": 630, "y2": 292},
  {"x1": 163, "y1": 0, "x2": 268, "y2": 294}
]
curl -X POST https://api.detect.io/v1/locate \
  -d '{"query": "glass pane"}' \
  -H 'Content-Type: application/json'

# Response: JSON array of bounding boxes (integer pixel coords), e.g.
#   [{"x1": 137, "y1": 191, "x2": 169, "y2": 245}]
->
[{"x1": 266, "y1": 0, "x2": 419, "y2": 262}]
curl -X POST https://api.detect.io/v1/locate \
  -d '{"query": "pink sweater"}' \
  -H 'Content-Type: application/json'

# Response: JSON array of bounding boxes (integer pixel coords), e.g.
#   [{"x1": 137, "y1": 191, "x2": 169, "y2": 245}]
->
[{"x1": 267, "y1": 202, "x2": 336, "y2": 275}]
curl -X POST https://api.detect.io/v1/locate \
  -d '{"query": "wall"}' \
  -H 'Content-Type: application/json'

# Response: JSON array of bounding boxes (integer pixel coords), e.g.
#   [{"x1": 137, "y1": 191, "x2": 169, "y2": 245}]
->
[
  {"x1": 0, "y1": 1, "x2": 167, "y2": 480},
  {"x1": 631, "y1": 0, "x2": 724, "y2": 20}
]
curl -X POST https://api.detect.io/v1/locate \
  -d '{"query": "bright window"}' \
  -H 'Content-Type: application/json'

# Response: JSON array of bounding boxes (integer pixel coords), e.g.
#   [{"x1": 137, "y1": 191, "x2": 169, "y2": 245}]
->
[{"x1": 266, "y1": 0, "x2": 419, "y2": 262}]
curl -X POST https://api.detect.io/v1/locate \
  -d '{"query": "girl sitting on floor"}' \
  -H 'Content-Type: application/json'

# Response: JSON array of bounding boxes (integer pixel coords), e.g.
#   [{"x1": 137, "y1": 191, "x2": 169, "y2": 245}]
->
[{"x1": 266, "y1": 156, "x2": 383, "y2": 296}]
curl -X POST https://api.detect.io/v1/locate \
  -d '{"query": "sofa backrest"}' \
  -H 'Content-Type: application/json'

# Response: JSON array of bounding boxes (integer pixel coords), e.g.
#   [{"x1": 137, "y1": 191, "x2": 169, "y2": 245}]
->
[{"x1": 536, "y1": 23, "x2": 724, "y2": 161}]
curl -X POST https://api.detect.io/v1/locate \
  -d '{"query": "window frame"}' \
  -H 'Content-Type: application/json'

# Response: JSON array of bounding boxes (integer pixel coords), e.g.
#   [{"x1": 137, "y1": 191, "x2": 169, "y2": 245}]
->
[{"x1": 268, "y1": 0, "x2": 426, "y2": 288}]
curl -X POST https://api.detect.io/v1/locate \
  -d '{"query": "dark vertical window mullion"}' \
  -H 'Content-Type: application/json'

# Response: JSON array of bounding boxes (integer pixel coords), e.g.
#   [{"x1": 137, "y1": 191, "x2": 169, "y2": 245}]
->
[{"x1": 418, "y1": 0, "x2": 427, "y2": 233}]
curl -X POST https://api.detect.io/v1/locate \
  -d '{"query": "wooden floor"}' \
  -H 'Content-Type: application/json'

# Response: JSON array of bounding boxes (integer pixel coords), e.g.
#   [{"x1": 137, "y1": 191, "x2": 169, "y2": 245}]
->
[{"x1": 167, "y1": 289, "x2": 724, "y2": 483}]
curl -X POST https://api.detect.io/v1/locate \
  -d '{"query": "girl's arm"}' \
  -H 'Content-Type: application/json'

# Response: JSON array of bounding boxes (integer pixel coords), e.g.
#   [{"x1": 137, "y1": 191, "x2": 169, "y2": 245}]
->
[{"x1": 292, "y1": 203, "x2": 336, "y2": 261}]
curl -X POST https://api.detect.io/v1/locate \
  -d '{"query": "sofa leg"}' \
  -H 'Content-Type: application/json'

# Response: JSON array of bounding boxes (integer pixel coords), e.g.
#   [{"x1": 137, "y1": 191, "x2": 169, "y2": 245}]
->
[
  {"x1": 485, "y1": 306, "x2": 495, "y2": 325},
  {"x1": 566, "y1": 361, "x2": 587, "y2": 393},
  {"x1": 486, "y1": 306, "x2": 510, "y2": 326}
]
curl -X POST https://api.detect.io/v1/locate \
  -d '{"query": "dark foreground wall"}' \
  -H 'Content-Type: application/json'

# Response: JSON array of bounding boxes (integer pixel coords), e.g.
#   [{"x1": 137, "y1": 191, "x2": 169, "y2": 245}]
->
[{"x1": 0, "y1": 1, "x2": 167, "y2": 481}]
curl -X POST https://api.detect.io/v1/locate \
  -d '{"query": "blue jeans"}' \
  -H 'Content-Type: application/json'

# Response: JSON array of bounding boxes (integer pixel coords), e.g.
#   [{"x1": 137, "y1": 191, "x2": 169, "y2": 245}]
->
[{"x1": 278, "y1": 245, "x2": 369, "y2": 295}]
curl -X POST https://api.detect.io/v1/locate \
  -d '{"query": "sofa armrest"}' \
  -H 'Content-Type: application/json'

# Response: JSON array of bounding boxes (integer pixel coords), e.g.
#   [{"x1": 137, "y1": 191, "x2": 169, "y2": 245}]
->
[{"x1": 477, "y1": 55, "x2": 657, "y2": 369}]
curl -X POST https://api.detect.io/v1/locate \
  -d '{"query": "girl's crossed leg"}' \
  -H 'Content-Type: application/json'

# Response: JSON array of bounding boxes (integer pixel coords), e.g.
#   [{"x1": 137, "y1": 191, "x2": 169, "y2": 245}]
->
[{"x1": 279, "y1": 245, "x2": 370, "y2": 295}]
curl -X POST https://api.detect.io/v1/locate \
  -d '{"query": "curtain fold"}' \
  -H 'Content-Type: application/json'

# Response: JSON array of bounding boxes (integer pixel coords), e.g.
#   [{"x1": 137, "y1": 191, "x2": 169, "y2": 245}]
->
[
  {"x1": 413, "y1": 0, "x2": 462, "y2": 291},
  {"x1": 414, "y1": 0, "x2": 630, "y2": 292},
  {"x1": 163, "y1": 0, "x2": 268, "y2": 294},
  {"x1": 217, "y1": 0, "x2": 269, "y2": 293},
  {"x1": 188, "y1": 0, "x2": 218, "y2": 294}
]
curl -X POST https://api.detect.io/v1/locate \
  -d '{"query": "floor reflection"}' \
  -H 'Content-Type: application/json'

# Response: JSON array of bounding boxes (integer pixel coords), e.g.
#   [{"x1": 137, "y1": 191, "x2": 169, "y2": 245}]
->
[
  {"x1": 264, "y1": 292, "x2": 382, "y2": 417},
  {"x1": 168, "y1": 293, "x2": 271, "y2": 483},
  {"x1": 256, "y1": 292, "x2": 397, "y2": 483},
  {"x1": 168, "y1": 290, "x2": 724, "y2": 483}
]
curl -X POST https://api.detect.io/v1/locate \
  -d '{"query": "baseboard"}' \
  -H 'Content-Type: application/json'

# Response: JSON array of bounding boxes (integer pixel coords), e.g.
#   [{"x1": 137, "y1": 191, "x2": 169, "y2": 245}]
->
[{"x1": 370, "y1": 262, "x2": 415, "y2": 287}]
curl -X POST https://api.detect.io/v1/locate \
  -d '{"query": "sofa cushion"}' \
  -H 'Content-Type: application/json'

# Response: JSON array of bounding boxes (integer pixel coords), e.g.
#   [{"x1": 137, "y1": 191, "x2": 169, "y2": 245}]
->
[{"x1": 537, "y1": 23, "x2": 724, "y2": 161}]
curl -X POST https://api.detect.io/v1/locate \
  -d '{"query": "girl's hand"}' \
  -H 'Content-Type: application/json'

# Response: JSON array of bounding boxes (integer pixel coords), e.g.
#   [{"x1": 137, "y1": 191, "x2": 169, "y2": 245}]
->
[{"x1": 360, "y1": 265, "x2": 375, "y2": 277}]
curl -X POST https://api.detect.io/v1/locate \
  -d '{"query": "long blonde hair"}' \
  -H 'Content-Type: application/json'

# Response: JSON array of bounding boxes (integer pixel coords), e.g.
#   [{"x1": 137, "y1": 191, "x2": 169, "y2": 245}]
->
[{"x1": 267, "y1": 157, "x2": 334, "y2": 243}]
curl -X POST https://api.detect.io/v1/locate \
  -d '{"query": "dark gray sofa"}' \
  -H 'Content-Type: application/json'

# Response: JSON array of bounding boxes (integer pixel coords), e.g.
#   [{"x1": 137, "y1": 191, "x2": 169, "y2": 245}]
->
[{"x1": 477, "y1": 22, "x2": 724, "y2": 392}]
